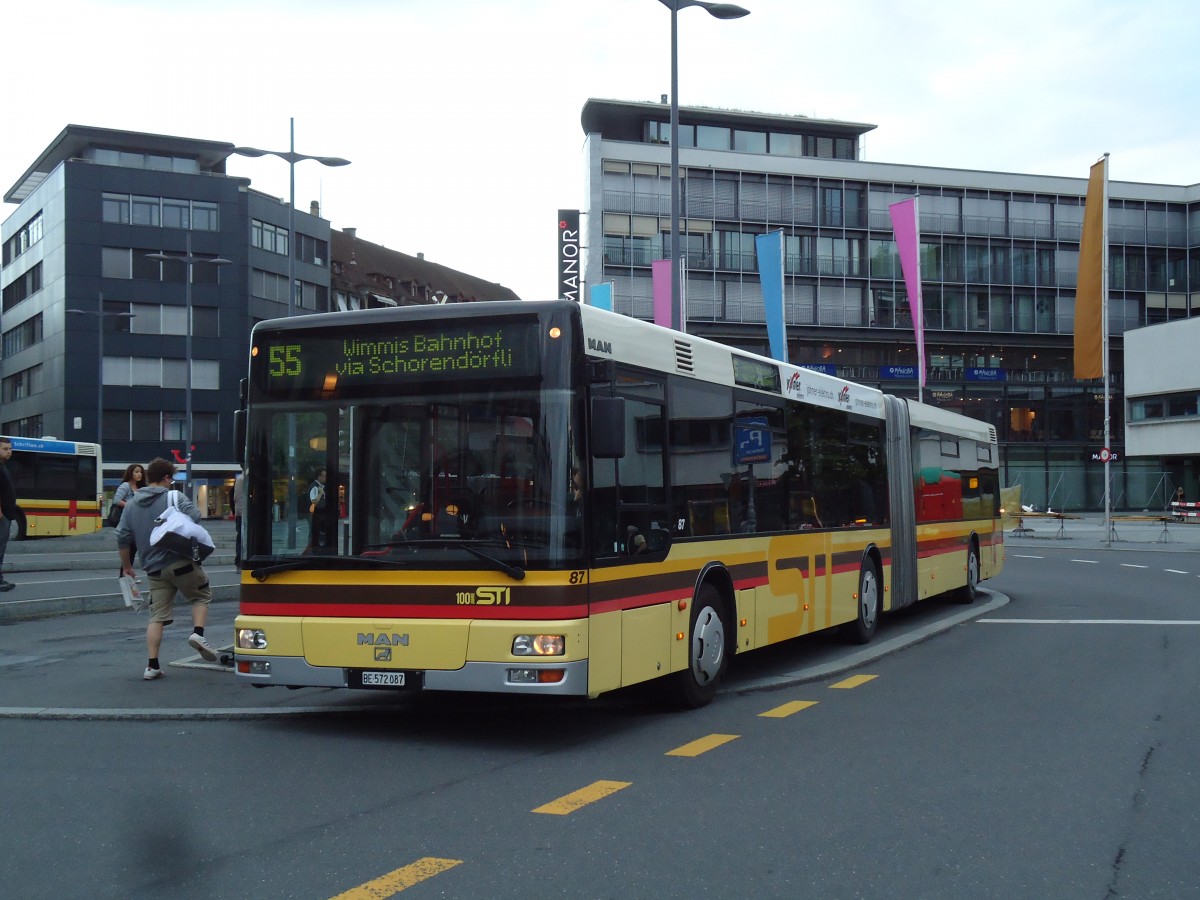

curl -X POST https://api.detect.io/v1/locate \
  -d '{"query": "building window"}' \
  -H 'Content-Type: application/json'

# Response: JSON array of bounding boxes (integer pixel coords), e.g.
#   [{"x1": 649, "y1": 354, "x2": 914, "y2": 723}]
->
[
  {"x1": 88, "y1": 147, "x2": 200, "y2": 173},
  {"x1": 1, "y1": 415, "x2": 43, "y2": 437},
  {"x1": 131, "y1": 411, "x2": 160, "y2": 441},
  {"x1": 733, "y1": 130, "x2": 767, "y2": 153},
  {"x1": 102, "y1": 193, "x2": 130, "y2": 224},
  {"x1": 2, "y1": 262, "x2": 43, "y2": 312},
  {"x1": 251, "y1": 268, "x2": 289, "y2": 302},
  {"x1": 296, "y1": 280, "x2": 329, "y2": 311},
  {"x1": 295, "y1": 233, "x2": 328, "y2": 267},
  {"x1": 102, "y1": 247, "x2": 132, "y2": 279},
  {"x1": 251, "y1": 220, "x2": 289, "y2": 255},
  {"x1": 162, "y1": 198, "x2": 191, "y2": 229},
  {"x1": 103, "y1": 356, "x2": 220, "y2": 389},
  {"x1": 2, "y1": 363, "x2": 43, "y2": 402},
  {"x1": 161, "y1": 411, "x2": 219, "y2": 442},
  {"x1": 3, "y1": 211, "x2": 44, "y2": 265},
  {"x1": 192, "y1": 201, "x2": 219, "y2": 232},
  {"x1": 131, "y1": 196, "x2": 161, "y2": 226},
  {"x1": 696, "y1": 125, "x2": 730, "y2": 150},
  {"x1": 2, "y1": 314, "x2": 43, "y2": 357}
]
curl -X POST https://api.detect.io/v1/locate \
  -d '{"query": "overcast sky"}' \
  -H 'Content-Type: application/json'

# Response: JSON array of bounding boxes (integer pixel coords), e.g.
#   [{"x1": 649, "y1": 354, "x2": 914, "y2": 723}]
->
[{"x1": 5, "y1": 0, "x2": 1198, "y2": 302}]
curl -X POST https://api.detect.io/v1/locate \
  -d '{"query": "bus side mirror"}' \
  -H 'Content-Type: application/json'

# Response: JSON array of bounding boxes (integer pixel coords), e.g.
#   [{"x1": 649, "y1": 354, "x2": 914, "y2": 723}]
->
[
  {"x1": 233, "y1": 410, "x2": 246, "y2": 467},
  {"x1": 591, "y1": 397, "x2": 626, "y2": 459}
]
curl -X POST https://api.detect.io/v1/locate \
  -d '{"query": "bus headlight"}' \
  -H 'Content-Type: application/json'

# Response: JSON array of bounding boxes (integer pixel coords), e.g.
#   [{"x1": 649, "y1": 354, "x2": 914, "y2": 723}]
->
[
  {"x1": 236, "y1": 628, "x2": 268, "y2": 650},
  {"x1": 511, "y1": 634, "x2": 565, "y2": 656}
]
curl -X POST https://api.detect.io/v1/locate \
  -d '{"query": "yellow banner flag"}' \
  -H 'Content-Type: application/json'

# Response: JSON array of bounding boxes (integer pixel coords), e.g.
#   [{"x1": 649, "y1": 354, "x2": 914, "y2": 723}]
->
[{"x1": 1074, "y1": 159, "x2": 1105, "y2": 380}]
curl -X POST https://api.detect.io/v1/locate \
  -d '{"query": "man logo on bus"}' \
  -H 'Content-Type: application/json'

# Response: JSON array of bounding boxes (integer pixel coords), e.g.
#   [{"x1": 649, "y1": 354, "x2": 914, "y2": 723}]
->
[
  {"x1": 587, "y1": 338, "x2": 612, "y2": 355},
  {"x1": 357, "y1": 633, "x2": 410, "y2": 646}
]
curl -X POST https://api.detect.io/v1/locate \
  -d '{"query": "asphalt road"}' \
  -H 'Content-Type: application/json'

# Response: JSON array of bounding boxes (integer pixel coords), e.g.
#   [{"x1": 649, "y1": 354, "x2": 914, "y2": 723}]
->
[{"x1": 2, "y1": 534, "x2": 1198, "y2": 898}]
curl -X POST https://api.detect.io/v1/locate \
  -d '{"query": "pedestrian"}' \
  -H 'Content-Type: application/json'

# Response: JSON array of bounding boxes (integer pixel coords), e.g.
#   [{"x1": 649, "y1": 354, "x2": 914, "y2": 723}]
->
[
  {"x1": 111, "y1": 462, "x2": 147, "y2": 574},
  {"x1": 115, "y1": 456, "x2": 219, "y2": 680},
  {"x1": 308, "y1": 467, "x2": 328, "y2": 550},
  {"x1": 0, "y1": 437, "x2": 18, "y2": 592}
]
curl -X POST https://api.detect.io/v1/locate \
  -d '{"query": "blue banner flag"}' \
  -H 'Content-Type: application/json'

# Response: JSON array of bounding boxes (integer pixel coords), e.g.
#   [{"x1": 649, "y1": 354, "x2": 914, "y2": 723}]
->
[
  {"x1": 589, "y1": 282, "x2": 613, "y2": 312},
  {"x1": 755, "y1": 231, "x2": 786, "y2": 363}
]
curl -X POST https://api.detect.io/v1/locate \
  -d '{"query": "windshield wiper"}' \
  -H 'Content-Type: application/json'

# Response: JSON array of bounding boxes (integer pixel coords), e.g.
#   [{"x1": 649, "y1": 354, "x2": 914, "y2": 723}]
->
[
  {"x1": 250, "y1": 556, "x2": 409, "y2": 582},
  {"x1": 458, "y1": 542, "x2": 525, "y2": 581},
  {"x1": 363, "y1": 538, "x2": 526, "y2": 581}
]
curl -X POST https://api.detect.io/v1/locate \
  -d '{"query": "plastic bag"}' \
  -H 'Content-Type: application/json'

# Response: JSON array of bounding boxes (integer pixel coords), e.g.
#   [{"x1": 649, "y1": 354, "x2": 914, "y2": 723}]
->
[{"x1": 149, "y1": 490, "x2": 215, "y2": 562}]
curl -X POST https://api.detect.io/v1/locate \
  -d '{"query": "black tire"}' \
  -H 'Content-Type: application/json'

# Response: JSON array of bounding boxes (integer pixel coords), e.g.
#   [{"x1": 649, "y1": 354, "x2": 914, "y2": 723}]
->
[
  {"x1": 12, "y1": 509, "x2": 28, "y2": 541},
  {"x1": 843, "y1": 558, "x2": 880, "y2": 645},
  {"x1": 954, "y1": 542, "x2": 980, "y2": 604},
  {"x1": 671, "y1": 584, "x2": 728, "y2": 709}
]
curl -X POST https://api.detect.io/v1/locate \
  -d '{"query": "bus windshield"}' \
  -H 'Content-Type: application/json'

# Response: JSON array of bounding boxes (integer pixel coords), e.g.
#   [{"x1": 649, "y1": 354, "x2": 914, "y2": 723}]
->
[{"x1": 247, "y1": 385, "x2": 581, "y2": 570}]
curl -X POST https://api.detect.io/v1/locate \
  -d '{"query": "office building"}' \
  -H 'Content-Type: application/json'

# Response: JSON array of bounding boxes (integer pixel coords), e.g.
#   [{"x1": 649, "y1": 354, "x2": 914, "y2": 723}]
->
[
  {"x1": 1, "y1": 125, "x2": 517, "y2": 515},
  {"x1": 580, "y1": 98, "x2": 1199, "y2": 512},
  {"x1": 1124, "y1": 316, "x2": 1200, "y2": 504}
]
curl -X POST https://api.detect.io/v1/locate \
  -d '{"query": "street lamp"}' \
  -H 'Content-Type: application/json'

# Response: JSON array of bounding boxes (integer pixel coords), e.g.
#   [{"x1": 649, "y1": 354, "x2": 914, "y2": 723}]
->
[
  {"x1": 230, "y1": 120, "x2": 349, "y2": 549},
  {"x1": 146, "y1": 234, "x2": 231, "y2": 499},
  {"x1": 66, "y1": 292, "x2": 135, "y2": 452},
  {"x1": 231, "y1": 119, "x2": 350, "y2": 319},
  {"x1": 657, "y1": 0, "x2": 750, "y2": 332}
]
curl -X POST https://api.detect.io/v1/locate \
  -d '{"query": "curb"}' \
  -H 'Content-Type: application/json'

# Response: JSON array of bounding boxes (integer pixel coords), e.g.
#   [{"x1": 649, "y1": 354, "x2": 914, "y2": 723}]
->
[
  {"x1": 0, "y1": 583, "x2": 240, "y2": 625},
  {"x1": 727, "y1": 589, "x2": 1008, "y2": 693}
]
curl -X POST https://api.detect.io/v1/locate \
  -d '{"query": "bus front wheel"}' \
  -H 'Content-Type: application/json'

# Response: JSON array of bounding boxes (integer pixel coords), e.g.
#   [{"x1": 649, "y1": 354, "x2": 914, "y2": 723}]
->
[
  {"x1": 10, "y1": 510, "x2": 27, "y2": 541},
  {"x1": 672, "y1": 584, "x2": 728, "y2": 709},
  {"x1": 954, "y1": 542, "x2": 980, "y2": 604},
  {"x1": 843, "y1": 559, "x2": 880, "y2": 645}
]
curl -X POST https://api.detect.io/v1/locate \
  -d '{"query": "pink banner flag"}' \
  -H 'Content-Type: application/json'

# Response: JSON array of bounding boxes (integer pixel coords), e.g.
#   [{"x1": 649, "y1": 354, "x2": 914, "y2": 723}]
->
[
  {"x1": 652, "y1": 259, "x2": 673, "y2": 328},
  {"x1": 888, "y1": 197, "x2": 926, "y2": 390}
]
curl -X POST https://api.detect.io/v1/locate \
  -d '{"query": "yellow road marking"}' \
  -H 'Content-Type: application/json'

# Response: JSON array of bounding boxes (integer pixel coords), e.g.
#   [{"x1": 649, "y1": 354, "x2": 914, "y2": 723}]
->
[
  {"x1": 532, "y1": 780, "x2": 632, "y2": 815},
  {"x1": 759, "y1": 700, "x2": 818, "y2": 718},
  {"x1": 329, "y1": 857, "x2": 463, "y2": 899},
  {"x1": 830, "y1": 674, "x2": 877, "y2": 689},
  {"x1": 666, "y1": 733, "x2": 740, "y2": 757}
]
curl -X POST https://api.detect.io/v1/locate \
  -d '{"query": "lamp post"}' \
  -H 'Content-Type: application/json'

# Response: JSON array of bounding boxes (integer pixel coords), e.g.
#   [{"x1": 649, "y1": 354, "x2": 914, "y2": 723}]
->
[
  {"x1": 147, "y1": 234, "x2": 231, "y2": 499},
  {"x1": 231, "y1": 121, "x2": 349, "y2": 549},
  {"x1": 231, "y1": 119, "x2": 350, "y2": 319},
  {"x1": 657, "y1": 0, "x2": 750, "y2": 332},
  {"x1": 66, "y1": 292, "x2": 135, "y2": 452}
]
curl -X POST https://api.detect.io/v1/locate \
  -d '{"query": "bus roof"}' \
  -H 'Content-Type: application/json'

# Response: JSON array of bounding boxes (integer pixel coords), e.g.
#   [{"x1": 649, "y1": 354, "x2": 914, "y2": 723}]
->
[
  {"x1": 1, "y1": 436, "x2": 98, "y2": 456},
  {"x1": 250, "y1": 300, "x2": 993, "y2": 441}
]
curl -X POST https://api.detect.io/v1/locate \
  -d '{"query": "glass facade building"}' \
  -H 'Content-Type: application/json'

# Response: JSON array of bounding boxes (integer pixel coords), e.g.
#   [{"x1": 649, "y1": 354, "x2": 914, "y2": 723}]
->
[{"x1": 581, "y1": 99, "x2": 1200, "y2": 512}]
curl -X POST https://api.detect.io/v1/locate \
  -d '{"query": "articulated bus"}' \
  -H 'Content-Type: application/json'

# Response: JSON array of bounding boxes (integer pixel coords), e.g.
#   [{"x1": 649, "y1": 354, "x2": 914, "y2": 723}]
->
[
  {"x1": 3, "y1": 436, "x2": 103, "y2": 539},
  {"x1": 235, "y1": 300, "x2": 1003, "y2": 706}
]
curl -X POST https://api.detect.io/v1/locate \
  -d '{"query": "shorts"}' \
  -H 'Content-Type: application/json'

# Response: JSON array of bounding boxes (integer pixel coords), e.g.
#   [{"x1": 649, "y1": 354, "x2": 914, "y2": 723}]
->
[{"x1": 146, "y1": 561, "x2": 212, "y2": 625}]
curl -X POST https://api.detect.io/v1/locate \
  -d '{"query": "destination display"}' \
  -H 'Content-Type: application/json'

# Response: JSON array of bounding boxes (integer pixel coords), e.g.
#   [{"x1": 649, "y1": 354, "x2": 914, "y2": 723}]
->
[{"x1": 257, "y1": 320, "x2": 542, "y2": 393}]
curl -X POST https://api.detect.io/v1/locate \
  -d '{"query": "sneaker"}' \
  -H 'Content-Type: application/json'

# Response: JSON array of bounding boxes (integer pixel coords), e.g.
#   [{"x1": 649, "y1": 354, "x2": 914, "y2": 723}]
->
[
  {"x1": 188, "y1": 632, "x2": 219, "y2": 662},
  {"x1": 143, "y1": 667, "x2": 164, "y2": 680},
  {"x1": 0, "y1": 580, "x2": 14, "y2": 592}
]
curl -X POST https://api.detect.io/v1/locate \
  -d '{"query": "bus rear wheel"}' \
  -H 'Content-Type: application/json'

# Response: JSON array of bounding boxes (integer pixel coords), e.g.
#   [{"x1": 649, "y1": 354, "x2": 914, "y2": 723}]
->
[
  {"x1": 672, "y1": 584, "x2": 728, "y2": 709},
  {"x1": 10, "y1": 509, "x2": 27, "y2": 541},
  {"x1": 843, "y1": 558, "x2": 879, "y2": 645}
]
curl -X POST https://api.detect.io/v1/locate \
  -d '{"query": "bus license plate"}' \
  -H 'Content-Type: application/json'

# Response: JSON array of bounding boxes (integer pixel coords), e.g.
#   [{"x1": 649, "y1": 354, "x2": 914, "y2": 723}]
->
[{"x1": 361, "y1": 671, "x2": 405, "y2": 687}]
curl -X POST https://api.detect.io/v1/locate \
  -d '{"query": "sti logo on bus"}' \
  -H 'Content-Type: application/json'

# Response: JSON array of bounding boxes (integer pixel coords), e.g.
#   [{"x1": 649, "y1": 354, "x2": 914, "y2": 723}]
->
[
  {"x1": 456, "y1": 586, "x2": 512, "y2": 606},
  {"x1": 587, "y1": 337, "x2": 612, "y2": 355},
  {"x1": 357, "y1": 633, "x2": 410, "y2": 647}
]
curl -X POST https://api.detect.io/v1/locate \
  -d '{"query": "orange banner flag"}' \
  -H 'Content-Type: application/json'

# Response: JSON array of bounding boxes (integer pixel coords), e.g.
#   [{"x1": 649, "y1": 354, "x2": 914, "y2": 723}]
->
[{"x1": 1074, "y1": 159, "x2": 1105, "y2": 380}]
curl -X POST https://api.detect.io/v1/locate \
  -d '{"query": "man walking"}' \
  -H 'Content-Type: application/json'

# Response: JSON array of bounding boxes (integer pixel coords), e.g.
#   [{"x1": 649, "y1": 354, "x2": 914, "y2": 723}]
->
[
  {"x1": 116, "y1": 457, "x2": 218, "y2": 680},
  {"x1": 0, "y1": 437, "x2": 17, "y2": 591}
]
